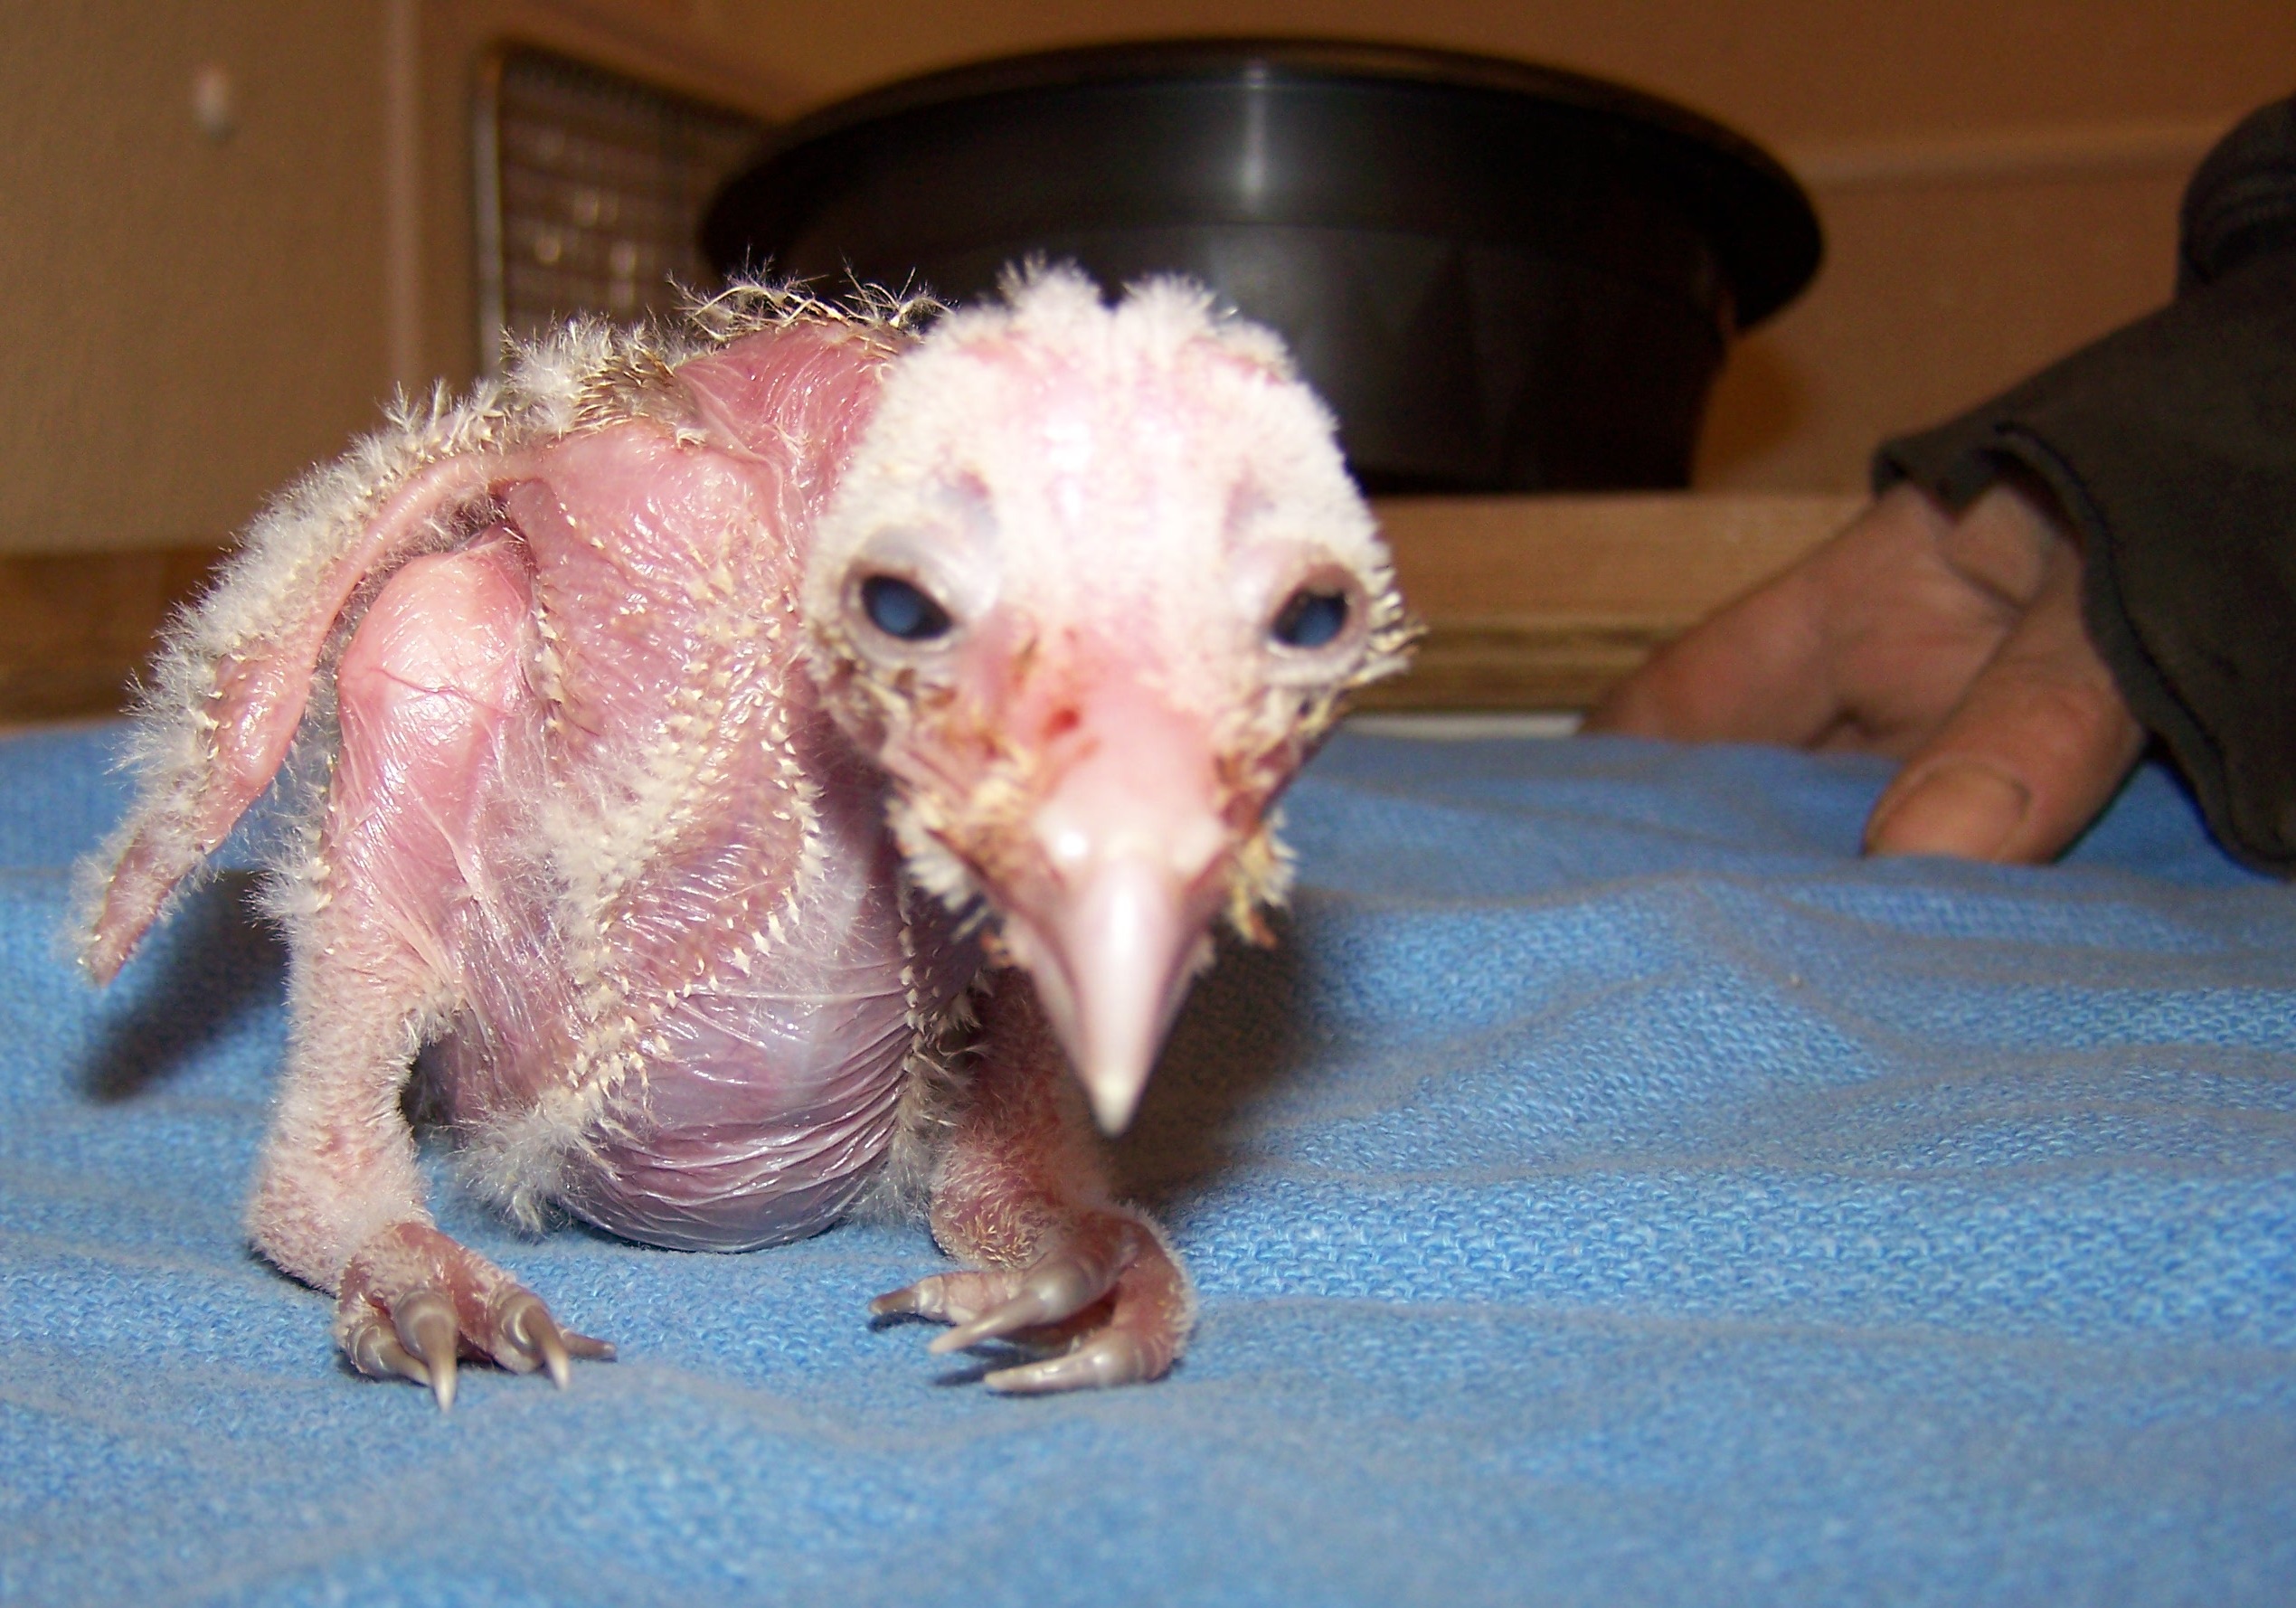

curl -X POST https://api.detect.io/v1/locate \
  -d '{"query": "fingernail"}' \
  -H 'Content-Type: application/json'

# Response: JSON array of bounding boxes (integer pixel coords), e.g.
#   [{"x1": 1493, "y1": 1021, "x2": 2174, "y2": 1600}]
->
[{"x1": 1866, "y1": 761, "x2": 2031, "y2": 860}]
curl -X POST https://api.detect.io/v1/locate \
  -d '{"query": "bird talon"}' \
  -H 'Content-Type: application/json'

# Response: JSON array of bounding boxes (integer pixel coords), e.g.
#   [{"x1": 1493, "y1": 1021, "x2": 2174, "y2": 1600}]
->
[
  {"x1": 495, "y1": 1291, "x2": 555, "y2": 1381},
  {"x1": 495, "y1": 1290, "x2": 614, "y2": 1387},
  {"x1": 335, "y1": 1227, "x2": 609, "y2": 1405},
  {"x1": 889, "y1": 1211, "x2": 1186, "y2": 1393},
  {"x1": 345, "y1": 1311, "x2": 428, "y2": 1387},
  {"x1": 392, "y1": 1287, "x2": 459, "y2": 1412},
  {"x1": 929, "y1": 1291, "x2": 1055, "y2": 1355},
  {"x1": 983, "y1": 1329, "x2": 1151, "y2": 1395},
  {"x1": 869, "y1": 1282, "x2": 931, "y2": 1320},
  {"x1": 926, "y1": 1239, "x2": 1130, "y2": 1354},
  {"x1": 869, "y1": 1269, "x2": 1016, "y2": 1329}
]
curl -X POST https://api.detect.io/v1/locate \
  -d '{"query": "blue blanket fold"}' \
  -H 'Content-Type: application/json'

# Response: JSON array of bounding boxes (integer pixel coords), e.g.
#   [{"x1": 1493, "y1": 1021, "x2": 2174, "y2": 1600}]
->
[{"x1": 2, "y1": 723, "x2": 2289, "y2": 1607}]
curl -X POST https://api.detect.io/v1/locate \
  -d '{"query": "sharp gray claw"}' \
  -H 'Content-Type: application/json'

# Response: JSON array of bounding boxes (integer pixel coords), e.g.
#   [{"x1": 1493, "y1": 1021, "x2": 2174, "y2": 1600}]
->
[
  {"x1": 498, "y1": 1291, "x2": 615, "y2": 1385},
  {"x1": 534, "y1": 1324, "x2": 572, "y2": 1390},
  {"x1": 347, "y1": 1315, "x2": 428, "y2": 1388},
  {"x1": 393, "y1": 1289, "x2": 459, "y2": 1413},
  {"x1": 928, "y1": 1304, "x2": 1040, "y2": 1355},
  {"x1": 928, "y1": 1260, "x2": 1099, "y2": 1355},
  {"x1": 983, "y1": 1330, "x2": 1152, "y2": 1395},
  {"x1": 870, "y1": 1283, "x2": 926, "y2": 1319},
  {"x1": 500, "y1": 1293, "x2": 569, "y2": 1386},
  {"x1": 874, "y1": 1277, "x2": 975, "y2": 1322}
]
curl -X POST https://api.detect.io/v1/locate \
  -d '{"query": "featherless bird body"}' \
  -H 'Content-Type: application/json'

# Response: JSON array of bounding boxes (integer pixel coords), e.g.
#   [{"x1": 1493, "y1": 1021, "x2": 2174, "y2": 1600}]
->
[{"x1": 76, "y1": 270, "x2": 1411, "y2": 1405}]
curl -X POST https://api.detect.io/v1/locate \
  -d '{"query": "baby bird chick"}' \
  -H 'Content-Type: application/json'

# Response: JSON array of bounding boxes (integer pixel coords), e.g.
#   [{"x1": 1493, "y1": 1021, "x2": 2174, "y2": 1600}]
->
[{"x1": 76, "y1": 268, "x2": 1409, "y2": 1405}]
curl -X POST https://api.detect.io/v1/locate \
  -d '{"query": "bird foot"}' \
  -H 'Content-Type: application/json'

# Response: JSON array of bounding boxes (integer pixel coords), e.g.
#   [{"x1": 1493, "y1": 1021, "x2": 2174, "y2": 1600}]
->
[
  {"x1": 335, "y1": 1222, "x2": 612, "y2": 1411},
  {"x1": 871, "y1": 1210, "x2": 1191, "y2": 1393}
]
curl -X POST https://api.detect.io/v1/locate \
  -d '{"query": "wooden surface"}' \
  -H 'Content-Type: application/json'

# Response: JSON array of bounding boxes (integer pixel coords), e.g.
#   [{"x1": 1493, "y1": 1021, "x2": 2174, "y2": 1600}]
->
[
  {"x1": 0, "y1": 494, "x2": 1859, "y2": 724},
  {"x1": 0, "y1": 547, "x2": 226, "y2": 724},
  {"x1": 1365, "y1": 492, "x2": 1862, "y2": 709}
]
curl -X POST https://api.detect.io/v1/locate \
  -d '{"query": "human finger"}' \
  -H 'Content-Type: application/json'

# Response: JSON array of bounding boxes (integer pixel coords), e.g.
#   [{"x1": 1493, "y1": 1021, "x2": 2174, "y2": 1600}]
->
[
  {"x1": 1587, "y1": 485, "x2": 1986, "y2": 749},
  {"x1": 1583, "y1": 555, "x2": 1839, "y2": 744},
  {"x1": 1862, "y1": 535, "x2": 2143, "y2": 863}
]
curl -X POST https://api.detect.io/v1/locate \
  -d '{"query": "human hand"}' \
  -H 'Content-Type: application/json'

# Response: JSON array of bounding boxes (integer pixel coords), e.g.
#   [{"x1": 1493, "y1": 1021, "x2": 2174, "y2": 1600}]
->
[{"x1": 1584, "y1": 479, "x2": 2145, "y2": 863}]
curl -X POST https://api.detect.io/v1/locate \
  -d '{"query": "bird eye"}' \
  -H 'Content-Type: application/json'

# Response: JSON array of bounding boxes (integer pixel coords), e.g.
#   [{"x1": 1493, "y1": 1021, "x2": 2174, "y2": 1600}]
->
[
  {"x1": 859, "y1": 574, "x2": 954, "y2": 642},
  {"x1": 1271, "y1": 587, "x2": 1350, "y2": 650}
]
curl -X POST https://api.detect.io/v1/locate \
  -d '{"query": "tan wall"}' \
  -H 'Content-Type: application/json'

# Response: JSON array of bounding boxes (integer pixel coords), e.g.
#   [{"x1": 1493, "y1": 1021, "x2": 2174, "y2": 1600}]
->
[
  {"x1": 0, "y1": 6, "x2": 392, "y2": 556},
  {"x1": 1701, "y1": 134, "x2": 2212, "y2": 488},
  {"x1": 2, "y1": 1, "x2": 2289, "y2": 552}
]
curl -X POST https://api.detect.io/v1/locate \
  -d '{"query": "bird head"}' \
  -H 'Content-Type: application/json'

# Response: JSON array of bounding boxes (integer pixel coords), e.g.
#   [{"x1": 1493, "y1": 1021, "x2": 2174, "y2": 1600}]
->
[{"x1": 806, "y1": 269, "x2": 1411, "y2": 1132}]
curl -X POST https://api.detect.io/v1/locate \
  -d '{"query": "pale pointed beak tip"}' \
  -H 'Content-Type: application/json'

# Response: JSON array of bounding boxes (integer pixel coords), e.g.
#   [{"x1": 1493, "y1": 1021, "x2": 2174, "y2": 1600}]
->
[
  {"x1": 1084, "y1": 1071, "x2": 1148, "y2": 1136},
  {"x1": 1006, "y1": 850, "x2": 1204, "y2": 1140}
]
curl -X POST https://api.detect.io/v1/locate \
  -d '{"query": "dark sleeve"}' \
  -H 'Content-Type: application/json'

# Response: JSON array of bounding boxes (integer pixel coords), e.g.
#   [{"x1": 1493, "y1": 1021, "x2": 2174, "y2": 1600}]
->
[{"x1": 1873, "y1": 97, "x2": 2296, "y2": 875}]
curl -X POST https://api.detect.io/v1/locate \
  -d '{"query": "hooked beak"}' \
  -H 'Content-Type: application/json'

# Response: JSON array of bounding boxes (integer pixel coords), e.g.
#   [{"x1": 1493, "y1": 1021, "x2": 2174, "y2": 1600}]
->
[{"x1": 988, "y1": 700, "x2": 1233, "y2": 1133}]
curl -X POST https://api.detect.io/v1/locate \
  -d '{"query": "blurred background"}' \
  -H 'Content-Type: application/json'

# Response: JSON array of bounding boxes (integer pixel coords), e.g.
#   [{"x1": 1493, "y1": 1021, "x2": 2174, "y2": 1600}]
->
[{"x1": 1, "y1": 1, "x2": 2289, "y2": 719}]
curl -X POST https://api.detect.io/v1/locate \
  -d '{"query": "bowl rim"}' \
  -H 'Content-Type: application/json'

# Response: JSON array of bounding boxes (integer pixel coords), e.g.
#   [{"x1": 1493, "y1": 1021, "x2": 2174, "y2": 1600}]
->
[{"x1": 713, "y1": 37, "x2": 1822, "y2": 329}]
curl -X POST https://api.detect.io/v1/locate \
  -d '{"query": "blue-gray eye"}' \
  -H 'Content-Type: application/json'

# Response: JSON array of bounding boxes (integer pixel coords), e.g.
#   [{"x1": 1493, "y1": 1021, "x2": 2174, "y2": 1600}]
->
[
  {"x1": 1271, "y1": 587, "x2": 1349, "y2": 649},
  {"x1": 860, "y1": 574, "x2": 953, "y2": 642}
]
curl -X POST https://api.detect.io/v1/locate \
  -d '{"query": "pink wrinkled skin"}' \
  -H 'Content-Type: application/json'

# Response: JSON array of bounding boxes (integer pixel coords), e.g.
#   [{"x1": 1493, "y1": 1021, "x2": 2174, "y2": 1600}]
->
[
  {"x1": 415, "y1": 370, "x2": 972, "y2": 1253},
  {"x1": 73, "y1": 273, "x2": 1410, "y2": 1403}
]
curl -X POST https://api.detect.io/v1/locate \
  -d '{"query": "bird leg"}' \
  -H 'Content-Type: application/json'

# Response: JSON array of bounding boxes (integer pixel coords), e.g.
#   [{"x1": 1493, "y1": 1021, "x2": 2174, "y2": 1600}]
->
[
  {"x1": 256, "y1": 876, "x2": 611, "y2": 1413},
  {"x1": 873, "y1": 975, "x2": 1195, "y2": 1393},
  {"x1": 246, "y1": 544, "x2": 608, "y2": 1409}
]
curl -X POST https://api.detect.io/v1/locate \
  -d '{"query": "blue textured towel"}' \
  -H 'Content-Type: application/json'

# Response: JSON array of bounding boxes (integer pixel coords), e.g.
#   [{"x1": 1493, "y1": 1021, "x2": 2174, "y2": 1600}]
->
[{"x1": 3, "y1": 722, "x2": 2291, "y2": 1607}]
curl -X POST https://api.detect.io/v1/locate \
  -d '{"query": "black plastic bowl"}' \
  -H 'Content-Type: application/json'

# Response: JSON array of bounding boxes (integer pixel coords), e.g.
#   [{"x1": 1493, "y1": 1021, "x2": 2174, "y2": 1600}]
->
[{"x1": 703, "y1": 40, "x2": 1820, "y2": 493}]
